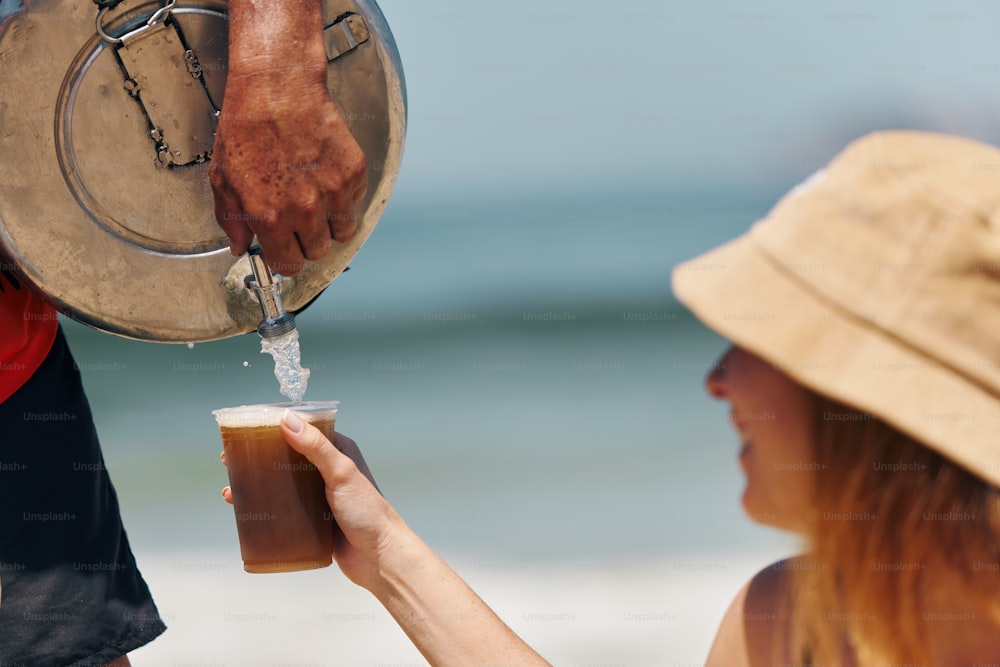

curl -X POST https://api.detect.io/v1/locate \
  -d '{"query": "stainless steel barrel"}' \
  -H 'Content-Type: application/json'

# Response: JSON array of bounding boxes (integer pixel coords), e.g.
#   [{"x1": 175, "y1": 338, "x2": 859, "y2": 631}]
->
[{"x1": 0, "y1": 0, "x2": 406, "y2": 342}]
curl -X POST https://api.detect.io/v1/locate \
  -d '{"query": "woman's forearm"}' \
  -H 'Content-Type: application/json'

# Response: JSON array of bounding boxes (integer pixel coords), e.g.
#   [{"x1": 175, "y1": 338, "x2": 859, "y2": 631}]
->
[
  {"x1": 272, "y1": 418, "x2": 548, "y2": 665},
  {"x1": 369, "y1": 526, "x2": 551, "y2": 667}
]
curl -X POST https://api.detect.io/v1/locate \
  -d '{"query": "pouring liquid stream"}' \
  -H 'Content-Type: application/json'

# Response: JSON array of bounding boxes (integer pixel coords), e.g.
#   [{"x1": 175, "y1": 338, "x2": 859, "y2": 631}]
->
[
  {"x1": 245, "y1": 245, "x2": 310, "y2": 403},
  {"x1": 260, "y1": 329, "x2": 311, "y2": 404}
]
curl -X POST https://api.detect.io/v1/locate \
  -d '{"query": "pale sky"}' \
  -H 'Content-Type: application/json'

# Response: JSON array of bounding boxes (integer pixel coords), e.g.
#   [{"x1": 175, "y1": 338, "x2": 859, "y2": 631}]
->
[{"x1": 379, "y1": 0, "x2": 1000, "y2": 198}]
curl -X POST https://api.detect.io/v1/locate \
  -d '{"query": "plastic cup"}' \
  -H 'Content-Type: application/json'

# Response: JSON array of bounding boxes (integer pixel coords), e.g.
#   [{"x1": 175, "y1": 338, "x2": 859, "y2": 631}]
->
[{"x1": 212, "y1": 401, "x2": 339, "y2": 573}]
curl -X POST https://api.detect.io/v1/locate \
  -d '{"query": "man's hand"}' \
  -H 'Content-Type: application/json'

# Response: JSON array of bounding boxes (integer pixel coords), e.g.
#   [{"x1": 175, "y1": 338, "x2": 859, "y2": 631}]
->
[{"x1": 209, "y1": 0, "x2": 367, "y2": 276}]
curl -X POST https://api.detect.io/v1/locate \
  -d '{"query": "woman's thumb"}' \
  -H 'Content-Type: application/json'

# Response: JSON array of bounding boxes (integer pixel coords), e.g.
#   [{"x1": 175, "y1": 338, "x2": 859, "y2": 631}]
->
[{"x1": 280, "y1": 410, "x2": 341, "y2": 480}]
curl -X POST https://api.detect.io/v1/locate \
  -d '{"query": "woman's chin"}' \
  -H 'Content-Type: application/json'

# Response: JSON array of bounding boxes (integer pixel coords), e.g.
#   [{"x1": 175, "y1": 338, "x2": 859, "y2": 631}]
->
[
  {"x1": 741, "y1": 492, "x2": 786, "y2": 530},
  {"x1": 742, "y1": 498, "x2": 807, "y2": 534}
]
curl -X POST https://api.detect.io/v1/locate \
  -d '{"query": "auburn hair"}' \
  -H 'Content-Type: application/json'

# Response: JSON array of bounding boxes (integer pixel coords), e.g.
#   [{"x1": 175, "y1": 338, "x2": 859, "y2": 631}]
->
[{"x1": 790, "y1": 391, "x2": 1000, "y2": 665}]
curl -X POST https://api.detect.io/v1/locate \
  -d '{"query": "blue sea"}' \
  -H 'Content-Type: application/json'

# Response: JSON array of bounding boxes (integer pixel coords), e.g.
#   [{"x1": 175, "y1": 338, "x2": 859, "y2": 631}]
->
[{"x1": 63, "y1": 188, "x2": 798, "y2": 567}]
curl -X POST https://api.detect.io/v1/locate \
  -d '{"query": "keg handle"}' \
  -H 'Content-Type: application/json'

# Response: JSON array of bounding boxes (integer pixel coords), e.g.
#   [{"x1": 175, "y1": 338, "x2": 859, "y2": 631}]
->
[{"x1": 96, "y1": 0, "x2": 176, "y2": 46}]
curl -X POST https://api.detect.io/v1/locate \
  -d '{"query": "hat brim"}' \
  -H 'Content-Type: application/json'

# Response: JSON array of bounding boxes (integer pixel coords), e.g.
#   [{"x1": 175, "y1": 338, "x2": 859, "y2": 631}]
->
[{"x1": 673, "y1": 234, "x2": 1000, "y2": 488}]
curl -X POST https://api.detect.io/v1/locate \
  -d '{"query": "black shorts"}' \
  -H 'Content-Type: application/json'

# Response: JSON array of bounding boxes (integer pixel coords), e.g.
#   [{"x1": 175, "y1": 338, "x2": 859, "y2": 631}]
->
[{"x1": 0, "y1": 327, "x2": 166, "y2": 666}]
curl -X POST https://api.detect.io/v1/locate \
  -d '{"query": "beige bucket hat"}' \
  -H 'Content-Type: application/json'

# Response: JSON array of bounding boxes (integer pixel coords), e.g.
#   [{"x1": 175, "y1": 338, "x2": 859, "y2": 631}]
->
[{"x1": 672, "y1": 131, "x2": 1000, "y2": 488}]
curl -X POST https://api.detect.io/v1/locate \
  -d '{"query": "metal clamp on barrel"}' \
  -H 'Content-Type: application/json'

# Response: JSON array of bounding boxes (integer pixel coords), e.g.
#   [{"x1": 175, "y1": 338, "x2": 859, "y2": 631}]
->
[
  {"x1": 244, "y1": 246, "x2": 297, "y2": 339},
  {"x1": 96, "y1": 0, "x2": 176, "y2": 45},
  {"x1": 96, "y1": 0, "x2": 219, "y2": 167},
  {"x1": 323, "y1": 13, "x2": 371, "y2": 61}
]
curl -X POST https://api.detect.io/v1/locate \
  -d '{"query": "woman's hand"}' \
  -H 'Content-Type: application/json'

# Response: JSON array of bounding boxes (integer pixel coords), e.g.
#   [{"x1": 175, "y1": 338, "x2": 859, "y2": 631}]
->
[
  {"x1": 221, "y1": 411, "x2": 550, "y2": 666},
  {"x1": 221, "y1": 412, "x2": 399, "y2": 590}
]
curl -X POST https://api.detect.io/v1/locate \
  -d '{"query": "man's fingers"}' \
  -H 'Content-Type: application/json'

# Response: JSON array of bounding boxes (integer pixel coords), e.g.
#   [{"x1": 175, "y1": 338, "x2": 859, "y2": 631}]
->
[
  {"x1": 210, "y1": 180, "x2": 254, "y2": 256},
  {"x1": 215, "y1": 211, "x2": 253, "y2": 257},
  {"x1": 328, "y1": 207, "x2": 359, "y2": 244},
  {"x1": 253, "y1": 225, "x2": 305, "y2": 276},
  {"x1": 295, "y1": 218, "x2": 333, "y2": 262},
  {"x1": 352, "y1": 178, "x2": 367, "y2": 204},
  {"x1": 226, "y1": 223, "x2": 254, "y2": 257}
]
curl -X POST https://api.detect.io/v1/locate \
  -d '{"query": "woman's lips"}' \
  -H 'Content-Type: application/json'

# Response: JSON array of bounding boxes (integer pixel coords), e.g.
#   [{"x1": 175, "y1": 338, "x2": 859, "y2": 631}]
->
[
  {"x1": 731, "y1": 411, "x2": 752, "y2": 461},
  {"x1": 738, "y1": 443, "x2": 752, "y2": 471},
  {"x1": 730, "y1": 412, "x2": 742, "y2": 432},
  {"x1": 731, "y1": 412, "x2": 751, "y2": 439}
]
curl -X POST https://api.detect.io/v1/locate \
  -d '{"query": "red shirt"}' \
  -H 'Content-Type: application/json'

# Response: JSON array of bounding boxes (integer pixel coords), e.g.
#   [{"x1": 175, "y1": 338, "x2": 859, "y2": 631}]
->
[{"x1": 1, "y1": 271, "x2": 58, "y2": 403}]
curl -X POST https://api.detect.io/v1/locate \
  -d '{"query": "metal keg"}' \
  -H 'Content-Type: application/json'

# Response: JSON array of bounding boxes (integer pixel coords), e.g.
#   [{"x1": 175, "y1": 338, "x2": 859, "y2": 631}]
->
[{"x1": 0, "y1": 0, "x2": 406, "y2": 342}]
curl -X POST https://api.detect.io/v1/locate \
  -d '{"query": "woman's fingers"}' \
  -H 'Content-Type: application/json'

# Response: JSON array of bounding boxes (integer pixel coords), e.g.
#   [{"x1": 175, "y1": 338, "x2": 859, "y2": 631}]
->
[{"x1": 279, "y1": 409, "x2": 351, "y2": 484}]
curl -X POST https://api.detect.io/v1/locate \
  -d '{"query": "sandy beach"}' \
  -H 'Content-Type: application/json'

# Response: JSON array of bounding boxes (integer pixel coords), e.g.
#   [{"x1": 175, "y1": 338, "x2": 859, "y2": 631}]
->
[{"x1": 128, "y1": 547, "x2": 792, "y2": 666}]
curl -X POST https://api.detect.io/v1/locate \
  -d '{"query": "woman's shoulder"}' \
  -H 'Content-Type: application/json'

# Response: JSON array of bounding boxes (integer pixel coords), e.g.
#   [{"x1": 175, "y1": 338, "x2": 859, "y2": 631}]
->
[{"x1": 704, "y1": 557, "x2": 805, "y2": 667}]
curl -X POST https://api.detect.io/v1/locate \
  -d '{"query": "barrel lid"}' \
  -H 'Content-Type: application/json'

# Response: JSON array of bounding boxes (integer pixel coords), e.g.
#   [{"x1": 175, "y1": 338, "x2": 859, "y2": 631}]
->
[{"x1": 0, "y1": 0, "x2": 405, "y2": 342}]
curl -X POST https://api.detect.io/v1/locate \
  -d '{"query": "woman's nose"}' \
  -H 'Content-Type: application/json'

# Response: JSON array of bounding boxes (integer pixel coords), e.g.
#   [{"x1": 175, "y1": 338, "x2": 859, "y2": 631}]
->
[{"x1": 705, "y1": 346, "x2": 734, "y2": 399}]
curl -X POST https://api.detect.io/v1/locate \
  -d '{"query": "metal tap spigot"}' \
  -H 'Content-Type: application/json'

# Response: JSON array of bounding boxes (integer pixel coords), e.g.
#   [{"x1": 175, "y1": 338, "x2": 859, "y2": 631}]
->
[{"x1": 244, "y1": 245, "x2": 296, "y2": 339}]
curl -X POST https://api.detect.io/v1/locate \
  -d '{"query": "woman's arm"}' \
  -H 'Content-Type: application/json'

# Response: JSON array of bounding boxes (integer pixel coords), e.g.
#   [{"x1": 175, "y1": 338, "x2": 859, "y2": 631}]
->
[{"x1": 277, "y1": 411, "x2": 550, "y2": 666}]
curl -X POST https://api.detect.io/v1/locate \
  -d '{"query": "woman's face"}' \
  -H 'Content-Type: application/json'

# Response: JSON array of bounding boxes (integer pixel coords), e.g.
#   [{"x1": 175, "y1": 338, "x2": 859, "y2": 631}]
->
[{"x1": 705, "y1": 346, "x2": 816, "y2": 532}]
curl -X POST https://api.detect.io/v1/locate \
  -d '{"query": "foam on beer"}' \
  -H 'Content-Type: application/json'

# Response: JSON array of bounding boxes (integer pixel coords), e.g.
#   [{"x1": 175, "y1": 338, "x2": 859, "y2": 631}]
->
[{"x1": 212, "y1": 402, "x2": 339, "y2": 428}]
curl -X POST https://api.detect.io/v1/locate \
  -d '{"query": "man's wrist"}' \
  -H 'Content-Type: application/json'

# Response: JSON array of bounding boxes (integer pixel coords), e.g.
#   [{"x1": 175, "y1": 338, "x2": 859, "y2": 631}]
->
[{"x1": 226, "y1": 0, "x2": 327, "y2": 80}]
